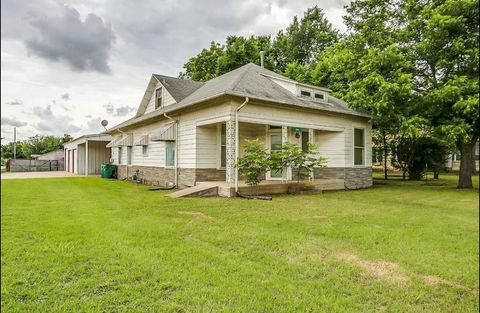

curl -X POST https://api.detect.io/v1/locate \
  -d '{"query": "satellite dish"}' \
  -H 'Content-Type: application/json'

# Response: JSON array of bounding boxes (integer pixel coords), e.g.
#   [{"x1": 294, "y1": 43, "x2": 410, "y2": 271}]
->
[{"x1": 101, "y1": 119, "x2": 108, "y2": 131}]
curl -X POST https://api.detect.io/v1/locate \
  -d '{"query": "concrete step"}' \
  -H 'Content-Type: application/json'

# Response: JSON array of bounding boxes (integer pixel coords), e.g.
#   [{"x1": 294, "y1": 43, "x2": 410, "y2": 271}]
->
[{"x1": 166, "y1": 183, "x2": 219, "y2": 198}]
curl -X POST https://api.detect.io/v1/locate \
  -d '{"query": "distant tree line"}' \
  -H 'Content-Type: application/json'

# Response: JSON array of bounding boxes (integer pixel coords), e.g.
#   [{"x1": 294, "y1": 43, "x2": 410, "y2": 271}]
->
[
  {"x1": 1, "y1": 134, "x2": 72, "y2": 162},
  {"x1": 180, "y1": 1, "x2": 478, "y2": 189}
]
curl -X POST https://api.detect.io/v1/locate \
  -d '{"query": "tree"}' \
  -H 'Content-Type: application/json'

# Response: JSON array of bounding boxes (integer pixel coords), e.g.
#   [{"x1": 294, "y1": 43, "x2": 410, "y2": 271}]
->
[
  {"x1": 270, "y1": 142, "x2": 327, "y2": 183},
  {"x1": 312, "y1": 37, "x2": 414, "y2": 180},
  {"x1": 403, "y1": 0, "x2": 479, "y2": 188},
  {"x1": 180, "y1": 35, "x2": 273, "y2": 81},
  {"x1": 0, "y1": 134, "x2": 72, "y2": 160},
  {"x1": 180, "y1": 6, "x2": 339, "y2": 80},
  {"x1": 271, "y1": 6, "x2": 339, "y2": 72},
  {"x1": 180, "y1": 42, "x2": 225, "y2": 81},
  {"x1": 235, "y1": 139, "x2": 271, "y2": 194}
]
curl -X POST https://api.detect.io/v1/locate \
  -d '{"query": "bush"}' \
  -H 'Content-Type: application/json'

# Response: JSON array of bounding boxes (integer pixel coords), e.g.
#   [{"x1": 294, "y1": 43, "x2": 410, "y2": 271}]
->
[{"x1": 235, "y1": 139, "x2": 271, "y2": 193}]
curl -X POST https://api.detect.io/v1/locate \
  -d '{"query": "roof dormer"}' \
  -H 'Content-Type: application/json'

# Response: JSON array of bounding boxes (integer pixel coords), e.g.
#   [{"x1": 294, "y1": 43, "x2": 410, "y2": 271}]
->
[{"x1": 297, "y1": 86, "x2": 329, "y2": 103}]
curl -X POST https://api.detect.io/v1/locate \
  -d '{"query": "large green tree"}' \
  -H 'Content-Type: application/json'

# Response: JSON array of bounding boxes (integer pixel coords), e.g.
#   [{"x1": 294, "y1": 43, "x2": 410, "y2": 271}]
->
[
  {"x1": 180, "y1": 35, "x2": 273, "y2": 81},
  {"x1": 271, "y1": 6, "x2": 339, "y2": 73},
  {"x1": 403, "y1": 0, "x2": 479, "y2": 188},
  {"x1": 180, "y1": 6, "x2": 339, "y2": 81},
  {"x1": 310, "y1": 0, "x2": 414, "y2": 180}
]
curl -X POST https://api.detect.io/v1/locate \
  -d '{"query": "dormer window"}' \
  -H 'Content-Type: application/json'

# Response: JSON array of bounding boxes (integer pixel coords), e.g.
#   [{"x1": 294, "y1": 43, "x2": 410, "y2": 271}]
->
[
  {"x1": 300, "y1": 90, "x2": 311, "y2": 97},
  {"x1": 155, "y1": 87, "x2": 163, "y2": 109},
  {"x1": 314, "y1": 93, "x2": 324, "y2": 100}
]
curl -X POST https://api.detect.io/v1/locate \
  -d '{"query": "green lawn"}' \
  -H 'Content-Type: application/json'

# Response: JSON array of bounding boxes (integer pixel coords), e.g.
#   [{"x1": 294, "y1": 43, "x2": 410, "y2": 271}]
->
[{"x1": 1, "y1": 174, "x2": 478, "y2": 312}]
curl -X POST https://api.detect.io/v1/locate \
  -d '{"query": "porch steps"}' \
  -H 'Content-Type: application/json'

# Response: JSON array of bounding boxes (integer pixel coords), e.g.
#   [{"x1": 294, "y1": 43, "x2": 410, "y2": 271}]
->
[{"x1": 166, "y1": 182, "x2": 219, "y2": 198}]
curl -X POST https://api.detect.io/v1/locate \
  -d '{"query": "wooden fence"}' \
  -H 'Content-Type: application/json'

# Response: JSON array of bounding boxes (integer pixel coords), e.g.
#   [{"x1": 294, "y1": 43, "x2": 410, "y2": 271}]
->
[{"x1": 7, "y1": 159, "x2": 65, "y2": 172}]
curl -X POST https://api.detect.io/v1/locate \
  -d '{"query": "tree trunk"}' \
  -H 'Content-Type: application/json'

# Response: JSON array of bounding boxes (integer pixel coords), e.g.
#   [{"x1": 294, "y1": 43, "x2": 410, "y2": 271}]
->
[
  {"x1": 433, "y1": 170, "x2": 439, "y2": 179},
  {"x1": 457, "y1": 139, "x2": 476, "y2": 189},
  {"x1": 383, "y1": 130, "x2": 388, "y2": 180}
]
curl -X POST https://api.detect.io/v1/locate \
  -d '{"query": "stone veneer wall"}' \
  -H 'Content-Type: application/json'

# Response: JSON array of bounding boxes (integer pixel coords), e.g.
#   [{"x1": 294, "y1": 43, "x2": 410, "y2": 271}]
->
[
  {"x1": 117, "y1": 165, "x2": 175, "y2": 186},
  {"x1": 117, "y1": 165, "x2": 371, "y2": 190},
  {"x1": 117, "y1": 166, "x2": 225, "y2": 188},
  {"x1": 313, "y1": 167, "x2": 372, "y2": 189}
]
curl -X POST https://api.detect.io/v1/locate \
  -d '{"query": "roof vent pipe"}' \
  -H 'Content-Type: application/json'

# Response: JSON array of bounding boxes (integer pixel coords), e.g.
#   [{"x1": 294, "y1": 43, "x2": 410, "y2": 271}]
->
[{"x1": 260, "y1": 51, "x2": 265, "y2": 68}]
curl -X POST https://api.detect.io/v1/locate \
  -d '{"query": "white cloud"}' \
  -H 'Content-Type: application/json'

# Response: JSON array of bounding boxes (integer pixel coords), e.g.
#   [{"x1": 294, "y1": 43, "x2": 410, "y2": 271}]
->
[{"x1": 1, "y1": 0, "x2": 350, "y2": 141}]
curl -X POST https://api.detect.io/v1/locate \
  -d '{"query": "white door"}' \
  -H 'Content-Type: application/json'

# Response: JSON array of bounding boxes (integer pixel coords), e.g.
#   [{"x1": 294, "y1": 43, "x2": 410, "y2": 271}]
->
[{"x1": 267, "y1": 131, "x2": 283, "y2": 180}]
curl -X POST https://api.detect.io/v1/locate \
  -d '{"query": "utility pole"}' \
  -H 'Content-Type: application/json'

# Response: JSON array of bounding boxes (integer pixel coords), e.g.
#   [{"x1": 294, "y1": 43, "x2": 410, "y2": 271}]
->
[{"x1": 13, "y1": 127, "x2": 16, "y2": 159}]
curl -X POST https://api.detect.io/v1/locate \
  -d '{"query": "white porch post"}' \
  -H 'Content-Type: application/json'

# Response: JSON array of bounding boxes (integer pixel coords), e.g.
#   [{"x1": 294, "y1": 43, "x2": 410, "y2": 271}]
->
[
  {"x1": 85, "y1": 140, "x2": 89, "y2": 176},
  {"x1": 281, "y1": 126, "x2": 289, "y2": 181},
  {"x1": 225, "y1": 118, "x2": 236, "y2": 187},
  {"x1": 309, "y1": 128, "x2": 314, "y2": 181}
]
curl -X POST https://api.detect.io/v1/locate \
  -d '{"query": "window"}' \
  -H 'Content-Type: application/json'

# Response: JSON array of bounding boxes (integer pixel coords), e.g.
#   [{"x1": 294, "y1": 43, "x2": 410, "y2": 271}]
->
[
  {"x1": 118, "y1": 147, "x2": 123, "y2": 164},
  {"x1": 354, "y1": 128, "x2": 365, "y2": 165},
  {"x1": 301, "y1": 131, "x2": 309, "y2": 152},
  {"x1": 127, "y1": 146, "x2": 132, "y2": 165},
  {"x1": 220, "y1": 123, "x2": 226, "y2": 168},
  {"x1": 142, "y1": 145, "x2": 148, "y2": 157},
  {"x1": 314, "y1": 93, "x2": 324, "y2": 100},
  {"x1": 165, "y1": 141, "x2": 175, "y2": 167},
  {"x1": 300, "y1": 90, "x2": 311, "y2": 97},
  {"x1": 155, "y1": 87, "x2": 163, "y2": 109}
]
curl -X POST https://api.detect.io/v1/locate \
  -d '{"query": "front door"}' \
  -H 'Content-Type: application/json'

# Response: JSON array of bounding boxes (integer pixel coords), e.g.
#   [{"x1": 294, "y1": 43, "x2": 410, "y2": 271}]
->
[{"x1": 267, "y1": 131, "x2": 283, "y2": 180}]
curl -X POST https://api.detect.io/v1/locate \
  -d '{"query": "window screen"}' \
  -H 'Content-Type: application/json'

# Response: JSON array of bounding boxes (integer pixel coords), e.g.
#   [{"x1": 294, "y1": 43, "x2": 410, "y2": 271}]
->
[{"x1": 354, "y1": 128, "x2": 365, "y2": 165}]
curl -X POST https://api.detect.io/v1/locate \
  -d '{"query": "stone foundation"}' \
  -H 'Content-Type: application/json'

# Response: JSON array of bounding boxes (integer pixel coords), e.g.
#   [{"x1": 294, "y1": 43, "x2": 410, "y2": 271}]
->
[
  {"x1": 117, "y1": 165, "x2": 372, "y2": 190},
  {"x1": 117, "y1": 165, "x2": 175, "y2": 187},
  {"x1": 117, "y1": 166, "x2": 226, "y2": 188},
  {"x1": 314, "y1": 167, "x2": 372, "y2": 189}
]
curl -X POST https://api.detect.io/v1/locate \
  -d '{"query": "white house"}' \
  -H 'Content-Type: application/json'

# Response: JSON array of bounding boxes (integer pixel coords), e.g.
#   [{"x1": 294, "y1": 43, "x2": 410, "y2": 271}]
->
[{"x1": 105, "y1": 63, "x2": 372, "y2": 194}]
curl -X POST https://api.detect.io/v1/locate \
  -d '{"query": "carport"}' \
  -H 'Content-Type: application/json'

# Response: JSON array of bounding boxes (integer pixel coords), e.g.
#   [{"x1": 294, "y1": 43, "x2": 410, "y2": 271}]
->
[{"x1": 64, "y1": 134, "x2": 112, "y2": 175}]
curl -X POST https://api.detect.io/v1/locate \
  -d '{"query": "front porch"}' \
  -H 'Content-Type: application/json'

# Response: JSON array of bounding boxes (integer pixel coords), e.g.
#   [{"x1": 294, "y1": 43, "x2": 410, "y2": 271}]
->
[{"x1": 195, "y1": 118, "x2": 346, "y2": 191}]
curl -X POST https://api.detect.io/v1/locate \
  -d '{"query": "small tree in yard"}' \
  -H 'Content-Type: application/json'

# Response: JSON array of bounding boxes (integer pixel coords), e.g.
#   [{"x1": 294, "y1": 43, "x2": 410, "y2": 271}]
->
[
  {"x1": 271, "y1": 142, "x2": 327, "y2": 183},
  {"x1": 235, "y1": 139, "x2": 270, "y2": 194}
]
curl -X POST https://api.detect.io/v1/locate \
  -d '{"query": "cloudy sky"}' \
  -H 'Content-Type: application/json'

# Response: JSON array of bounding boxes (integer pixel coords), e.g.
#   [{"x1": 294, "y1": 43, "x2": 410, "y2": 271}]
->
[{"x1": 1, "y1": 0, "x2": 350, "y2": 142}]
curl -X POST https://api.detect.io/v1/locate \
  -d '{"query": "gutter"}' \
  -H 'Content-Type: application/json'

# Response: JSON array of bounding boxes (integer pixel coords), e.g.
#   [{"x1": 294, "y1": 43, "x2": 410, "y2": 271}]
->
[
  {"x1": 235, "y1": 97, "x2": 249, "y2": 192},
  {"x1": 163, "y1": 113, "x2": 178, "y2": 187}
]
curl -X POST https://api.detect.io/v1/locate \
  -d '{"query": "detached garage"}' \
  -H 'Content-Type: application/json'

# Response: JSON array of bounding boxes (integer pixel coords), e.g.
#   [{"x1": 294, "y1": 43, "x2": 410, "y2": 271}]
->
[{"x1": 64, "y1": 134, "x2": 112, "y2": 175}]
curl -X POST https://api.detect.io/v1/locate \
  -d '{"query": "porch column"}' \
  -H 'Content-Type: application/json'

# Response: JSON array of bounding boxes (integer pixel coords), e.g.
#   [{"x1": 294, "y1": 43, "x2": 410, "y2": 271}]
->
[
  {"x1": 281, "y1": 126, "x2": 289, "y2": 181},
  {"x1": 85, "y1": 140, "x2": 89, "y2": 176},
  {"x1": 225, "y1": 118, "x2": 236, "y2": 187},
  {"x1": 308, "y1": 128, "x2": 315, "y2": 180}
]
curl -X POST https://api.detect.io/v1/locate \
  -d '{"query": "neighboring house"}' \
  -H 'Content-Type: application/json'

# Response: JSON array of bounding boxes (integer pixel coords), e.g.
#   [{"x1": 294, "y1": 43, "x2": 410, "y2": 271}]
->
[
  {"x1": 31, "y1": 149, "x2": 64, "y2": 161},
  {"x1": 445, "y1": 141, "x2": 480, "y2": 171},
  {"x1": 64, "y1": 134, "x2": 112, "y2": 175},
  {"x1": 105, "y1": 63, "x2": 372, "y2": 193}
]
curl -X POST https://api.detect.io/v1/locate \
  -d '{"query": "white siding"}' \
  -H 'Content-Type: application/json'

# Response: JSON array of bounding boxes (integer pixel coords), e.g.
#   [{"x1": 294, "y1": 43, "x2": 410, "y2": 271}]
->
[
  {"x1": 179, "y1": 102, "x2": 233, "y2": 168},
  {"x1": 144, "y1": 81, "x2": 176, "y2": 114},
  {"x1": 111, "y1": 98, "x2": 371, "y2": 171},
  {"x1": 87, "y1": 141, "x2": 111, "y2": 174},
  {"x1": 238, "y1": 100, "x2": 371, "y2": 168},
  {"x1": 196, "y1": 124, "x2": 218, "y2": 168},
  {"x1": 77, "y1": 144, "x2": 86, "y2": 175},
  {"x1": 315, "y1": 130, "x2": 346, "y2": 167}
]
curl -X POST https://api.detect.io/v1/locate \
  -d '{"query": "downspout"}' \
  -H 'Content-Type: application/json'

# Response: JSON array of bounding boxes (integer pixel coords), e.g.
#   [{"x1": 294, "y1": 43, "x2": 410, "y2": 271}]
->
[
  {"x1": 235, "y1": 97, "x2": 250, "y2": 192},
  {"x1": 164, "y1": 113, "x2": 178, "y2": 187}
]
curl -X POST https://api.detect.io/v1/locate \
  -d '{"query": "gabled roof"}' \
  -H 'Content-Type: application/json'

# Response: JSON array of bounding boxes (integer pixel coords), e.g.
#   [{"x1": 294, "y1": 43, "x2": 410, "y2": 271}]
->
[
  {"x1": 152, "y1": 74, "x2": 204, "y2": 103},
  {"x1": 135, "y1": 75, "x2": 203, "y2": 117},
  {"x1": 108, "y1": 63, "x2": 370, "y2": 133}
]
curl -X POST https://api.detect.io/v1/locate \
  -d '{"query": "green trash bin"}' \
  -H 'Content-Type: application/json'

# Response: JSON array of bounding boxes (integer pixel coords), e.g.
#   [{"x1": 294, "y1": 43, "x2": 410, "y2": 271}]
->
[{"x1": 101, "y1": 164, "x2": 117, "y2": 179}]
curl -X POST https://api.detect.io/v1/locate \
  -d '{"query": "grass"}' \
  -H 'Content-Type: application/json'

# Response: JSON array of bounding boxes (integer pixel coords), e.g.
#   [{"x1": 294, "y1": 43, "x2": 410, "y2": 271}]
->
[{"x1": 1, "y1": 174, "x2": 478, "y2": 312}]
